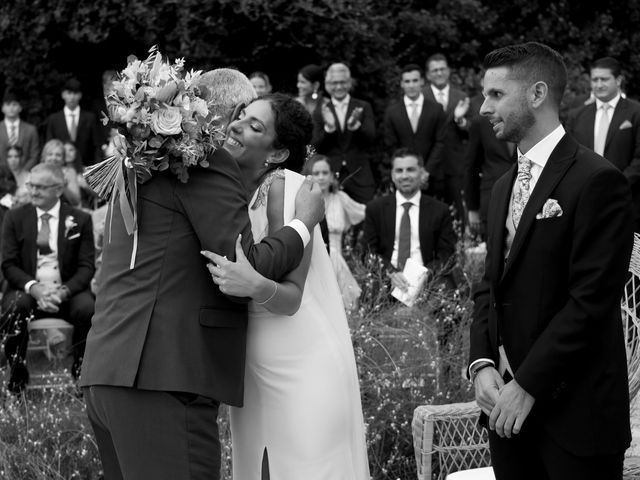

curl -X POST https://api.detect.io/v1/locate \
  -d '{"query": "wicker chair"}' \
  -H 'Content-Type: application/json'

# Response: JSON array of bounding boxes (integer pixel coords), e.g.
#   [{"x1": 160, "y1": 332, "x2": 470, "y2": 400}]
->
[{"x1": 413, "y1": 233, "x2": 640, "y2": 480}]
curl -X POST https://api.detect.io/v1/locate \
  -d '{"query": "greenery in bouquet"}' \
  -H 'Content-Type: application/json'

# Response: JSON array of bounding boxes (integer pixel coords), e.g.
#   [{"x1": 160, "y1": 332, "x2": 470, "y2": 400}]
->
[{"x1": 85, "y1": 46, "x2": 225, "y2": 200}]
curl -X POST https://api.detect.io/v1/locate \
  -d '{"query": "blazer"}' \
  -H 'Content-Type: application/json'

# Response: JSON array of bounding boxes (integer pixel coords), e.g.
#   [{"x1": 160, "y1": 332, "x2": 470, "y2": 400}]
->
[
  {"x1": 45, "y1": 109, "x2": 104, "y2": 169},
  {"x1": 424, "y1": 85, "x2": 470, "y2": 178},
  {"x1": 566, "y1": 97, "x2": 640, "y2": 219},
  {"x1": 469, "y1": 134, "x2": 634, "y2": 456},
  {"x1": 312, "y1": 97, "x2": 377, "y2": 203},
  {"x1": 361, "y1": 193, "x2": 456, "y2": 272},
  {"x1": 464, "y1": 115, "x2": 516, "y2": 219},
  {"x1": 0, "y1": 120, "x2": 39, "y2": 170},
  {"x1": 1, "y1": 202, "x2": 95, "y2": 296},
  {"x1": 383, "y1": 98, "x2": 446, "y2": 179},
  {"x1": 80, "y1": 148, "x2": 305, "y2": 406}
]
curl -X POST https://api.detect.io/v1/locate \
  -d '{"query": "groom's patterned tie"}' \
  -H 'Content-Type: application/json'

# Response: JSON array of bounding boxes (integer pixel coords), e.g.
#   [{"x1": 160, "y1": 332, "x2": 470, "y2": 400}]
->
[{"x1": 511, "y1": 155, "x2": 532, "y2": 229}]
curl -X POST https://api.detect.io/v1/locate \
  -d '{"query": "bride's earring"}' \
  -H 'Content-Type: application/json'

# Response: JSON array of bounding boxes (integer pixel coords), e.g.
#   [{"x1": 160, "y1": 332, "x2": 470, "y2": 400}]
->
[
  {"x1": 311, "y1": 88, "x2": 318, "y2": 101},
  {"x1": 264, "y1": 160, "x2": 270, "y2": 167}
]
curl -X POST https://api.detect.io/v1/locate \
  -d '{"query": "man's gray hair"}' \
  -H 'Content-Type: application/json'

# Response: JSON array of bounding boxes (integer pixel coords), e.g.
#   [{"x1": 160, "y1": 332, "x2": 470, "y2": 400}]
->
[
  {"x1": 31, "y1": 163, "x2": 65, "y2": 185},
  {"x1": 325, "y1": 63, "x2": 351, "y2": 80},
  {"x1": 196, "y1": 68, "x2": 257, "y2": 122}
]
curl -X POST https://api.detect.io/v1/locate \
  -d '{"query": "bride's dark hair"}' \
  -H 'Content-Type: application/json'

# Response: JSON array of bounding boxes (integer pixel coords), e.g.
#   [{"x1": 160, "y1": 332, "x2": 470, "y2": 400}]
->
[{"x1": 260, "y1": 93, "x2": 313, "y2": 172}]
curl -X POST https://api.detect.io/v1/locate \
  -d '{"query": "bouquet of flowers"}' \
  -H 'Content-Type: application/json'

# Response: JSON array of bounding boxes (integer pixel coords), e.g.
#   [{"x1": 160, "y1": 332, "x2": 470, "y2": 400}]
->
[{"x1": 84, "y1": 45, "x2": 225, "y2": 237}]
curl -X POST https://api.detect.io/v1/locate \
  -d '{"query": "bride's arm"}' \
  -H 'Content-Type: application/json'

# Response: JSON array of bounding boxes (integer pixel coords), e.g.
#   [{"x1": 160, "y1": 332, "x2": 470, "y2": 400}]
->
[{"x1": 201, "y1": 176, "x2": 313, "y2": 316}]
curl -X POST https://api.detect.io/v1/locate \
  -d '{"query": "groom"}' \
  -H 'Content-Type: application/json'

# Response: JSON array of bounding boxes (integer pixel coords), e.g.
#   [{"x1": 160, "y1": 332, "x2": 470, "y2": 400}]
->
[{"x1": 80, "y1": 69, "x2": 325, "y2": 479}]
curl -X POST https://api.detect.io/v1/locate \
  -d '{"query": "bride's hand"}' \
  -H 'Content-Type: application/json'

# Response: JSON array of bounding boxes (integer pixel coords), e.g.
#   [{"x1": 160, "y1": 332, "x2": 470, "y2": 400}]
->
[{"x1": 201, "y1": 235, "x2": 262, "y2": 297}]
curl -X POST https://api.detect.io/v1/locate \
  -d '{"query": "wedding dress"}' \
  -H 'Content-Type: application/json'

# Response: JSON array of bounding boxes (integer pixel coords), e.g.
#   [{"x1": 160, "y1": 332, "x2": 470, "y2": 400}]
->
[{"x1": 230, "y1": 169, "x2": 370, "y2": 480}]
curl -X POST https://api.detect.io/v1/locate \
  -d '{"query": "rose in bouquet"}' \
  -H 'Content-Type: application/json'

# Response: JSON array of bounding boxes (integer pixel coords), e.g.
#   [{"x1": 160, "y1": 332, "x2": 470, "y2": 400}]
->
[{"x1": 85, "y1": 45, "x2": 225, "y2": 202}]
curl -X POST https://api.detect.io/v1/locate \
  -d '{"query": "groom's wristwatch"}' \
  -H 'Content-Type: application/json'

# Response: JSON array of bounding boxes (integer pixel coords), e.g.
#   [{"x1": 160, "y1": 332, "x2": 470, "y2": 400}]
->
[{"x1": 469, "y1": 361, "x2": 494, "y2": 384}]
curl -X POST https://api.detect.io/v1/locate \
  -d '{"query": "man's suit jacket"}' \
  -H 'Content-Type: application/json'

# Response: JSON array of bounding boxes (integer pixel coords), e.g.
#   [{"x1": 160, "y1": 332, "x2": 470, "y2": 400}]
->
[
  {"x1": 361, "y1": 193, "x2": 456, "y2": 272},
  {"x1": 464, "y1": 115, "x2": 516, "y2": 221},
  {"x1": 566, "y1": 97, "x2": 640, "y2": 220},
  {"x1": 424, "y1": 85, "x2": 469, "y2": 178},
  {"x1": 45, "y1": 110, "x2": 103, "y2": 169},
  {"x1": 312, "y1": 97, "x2": 377, "y2": 203},
  {"x1": 383, "y1": 98, "x2": 446, "y2": 179},
  {"x1": 469, "y1": 134, "x2": 633, "y2": 456},
  {"x1": 1, "y1": 203, "x2": 95, "y2": 296},
  {"x1": 0, "y1": 120, "x2": 39, "y2": 171},
  {"x1": 80, "y1": 149, "x2": 305, "y2": 407}
]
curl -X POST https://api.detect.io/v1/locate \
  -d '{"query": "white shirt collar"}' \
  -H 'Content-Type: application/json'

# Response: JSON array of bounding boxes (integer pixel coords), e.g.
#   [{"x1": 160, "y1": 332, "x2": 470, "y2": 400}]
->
[
  {"x1": 64, "y1": 106, "x2": 80, "y2": 116},
  {"x1": 331, "y1": 94, "x2": 351, "y2": 108},
  {"x1": 430, "y1": 84, "x2": 449, "y2": 98},
  {"x1": 395, "y1": 189, "x2": 421, "y2": 208},
  {"x1": 4, "y1": 118, "x2": 20, "y2": 127},
  {"x1": 404, "y1": 93, "x2": 424, "y2": 108},
  {"x1": 517, "y1": 124, "x2": 565, "y2": 170},
  {"x1": 36, "y1": 200, "x2": 61, "y2": 220},
  {"x1": 595, "y1": 93, "x2": 621, "y2": 110}
]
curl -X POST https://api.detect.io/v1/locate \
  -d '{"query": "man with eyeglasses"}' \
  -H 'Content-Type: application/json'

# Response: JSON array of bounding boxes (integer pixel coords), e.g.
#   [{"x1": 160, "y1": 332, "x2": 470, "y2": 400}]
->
[
  {"x1": 312, "y1": 62, "x2": 377, "y2": 204},
  {"x1": 1, "y1": 163, "x2": 95, "y2": 393}
]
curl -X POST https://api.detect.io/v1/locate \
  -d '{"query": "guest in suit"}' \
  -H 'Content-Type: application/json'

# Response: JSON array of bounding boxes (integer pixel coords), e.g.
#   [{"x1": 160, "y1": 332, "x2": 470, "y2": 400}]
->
[
  {"x1": 1, "y1": 163, "x2": 95, "y2": 393},
  {"x1": 0, "y1": 91, "x2": 39, "y2": 171},
  {"x1": 383, "y1": 64, "x2": 446, "y2": 196},
  {"x1": 44, "y1": 78, "x2": 103, "y2": 170},
  {"x1": 312, "y1": 63, "x2": 377, "y2": 204},
  {"x1": 425, "y1": 54, "x2": 471, "y2": 220},
  {"x1": 361, "y1": 148, "x2": 456, "y2": 292},
  {"x1": 464, "y1": 114, "x2": 517, "y2": 239},
  {"x1": 565, "y1": 57, "x2": 640, "y2": 232},
  {"x1": 295, "y1": 64, "x2": 324, "y2": 116},
  {"x1": 469, "y1": 42, "x2": 633, "y2": 480},
  {"x1": 79, "y1": 69, "x2": 324, "y2": 480}
]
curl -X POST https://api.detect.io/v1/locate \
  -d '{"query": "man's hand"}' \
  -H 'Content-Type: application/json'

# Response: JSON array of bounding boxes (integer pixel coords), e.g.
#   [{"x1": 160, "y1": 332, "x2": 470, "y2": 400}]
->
[
  {"x1": 321, "y1": 102, "x2": 336, "y2": 132},
  {"x1": 489, "y1": 379, "x2": 535, "y2": 438},
  {"x1": 468, "y1": 210, "x2": 481, "y2": 232},
  {"x1": 474, "y1": 366, "x2": 504, "y2": 416},
  {"x1": 454, "y1": 97, "x2": 470, "y2": 125},
  {"x1": 346, "y1": 107, "x2": 363, "y2": 131},
  {"x1": 389, "y1": 271, "x2": 409, "y2": 291},
  {"x1": 294, "y1": 177, "x2": 325, "y2": 233},
  {"x1": 29, "y1": 283, "x2": 60, "y2": 313}
]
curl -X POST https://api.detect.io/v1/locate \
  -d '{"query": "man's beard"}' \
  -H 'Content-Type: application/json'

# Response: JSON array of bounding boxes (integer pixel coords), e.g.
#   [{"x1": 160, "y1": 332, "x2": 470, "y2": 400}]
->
[{"x1": 501, "y1": 103, "x2": 535, "y2": 144}]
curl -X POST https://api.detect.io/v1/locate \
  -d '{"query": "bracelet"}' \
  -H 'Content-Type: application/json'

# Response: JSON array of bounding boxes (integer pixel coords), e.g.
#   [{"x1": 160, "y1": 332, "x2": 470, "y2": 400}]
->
[
  {"x1": 470, "y1": 361, "x2": 494, "y2": 383},
  {"x1": 255, "y1": 280, "x2": 278, "y2": 305}
]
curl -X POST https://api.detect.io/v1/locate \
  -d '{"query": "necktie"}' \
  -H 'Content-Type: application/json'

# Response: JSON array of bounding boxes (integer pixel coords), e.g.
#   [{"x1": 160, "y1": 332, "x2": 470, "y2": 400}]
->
[
  {"x1": 8, "y1": 124, "x2": 17, "y2": 145},
  {"x1": 437, "y1": 91, "x2": 446, "y2": 111},
  {"x1": 594, "y1": 103, "x2": 611, "y2": 156},
  {"x1": 37, "y1": 213, "x2": 53, "y2": 255},
  {"x1": 337, "y1": 103, "x2": 346, "y2": 131},
  {"x1": 511, "y1": 155, "x2": 532, "y2": 229},
  {"x1": 409, "y1": 102, "x2": 419, "y2": 133},
  {"x1": 397, "y1": 202, "x2": 412, "y2": 270},
  {"x1": 69, "y1": 113, "x2": 78, "y2": 142}
]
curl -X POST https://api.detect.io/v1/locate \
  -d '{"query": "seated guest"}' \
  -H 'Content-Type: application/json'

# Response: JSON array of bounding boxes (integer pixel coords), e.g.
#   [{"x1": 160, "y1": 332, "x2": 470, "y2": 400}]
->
[
  {"x1": 1, "y1": 163, "x2": 95, "y2": 392},
  {"x1": 361, "y1": 148, "x2": 456, "y2": 291},
  {"x1": 6, "y1": 145, "x2": 28, "y2": 192},
  {"x1": 249, "y1": 71, "x2": 273, "y2": 97},
  {"x1": 41, "y1": 139, "x2": 82, "y2": 207}
]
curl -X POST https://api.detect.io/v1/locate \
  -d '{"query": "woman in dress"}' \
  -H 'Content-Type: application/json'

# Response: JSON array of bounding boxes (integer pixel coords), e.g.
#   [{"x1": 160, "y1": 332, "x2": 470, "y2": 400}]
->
[
  {"x1": 304, "y1": 154, "x2": 365, "y2": 312},
  {"x1": 202, "y1": 93, "x2": 369, "y2": 480},
  {"x1": 295, "y1": 64, "x2": 324, "y2": 115}
]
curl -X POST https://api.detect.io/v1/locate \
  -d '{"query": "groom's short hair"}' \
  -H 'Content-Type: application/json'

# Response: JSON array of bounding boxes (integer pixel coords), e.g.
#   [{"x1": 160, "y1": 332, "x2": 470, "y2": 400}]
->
[
  {"x1": 483, "y1": 42, "x2": 567, "y2": 108},
  {"x1": 196, "y1": 68, "x2": 256, "y2": 123}
]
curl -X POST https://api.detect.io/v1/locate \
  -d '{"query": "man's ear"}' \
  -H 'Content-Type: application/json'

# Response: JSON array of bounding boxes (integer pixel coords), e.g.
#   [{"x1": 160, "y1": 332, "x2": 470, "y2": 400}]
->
[
  {"x1": 267, "y1": 148, "x2": 289, "y2": 165},
  {"x1": 530, "y1": 81, "x2": 548, "y2": 108},
  {"x1": 231, "y1": 103, "x2": 245, "y2": 123}
]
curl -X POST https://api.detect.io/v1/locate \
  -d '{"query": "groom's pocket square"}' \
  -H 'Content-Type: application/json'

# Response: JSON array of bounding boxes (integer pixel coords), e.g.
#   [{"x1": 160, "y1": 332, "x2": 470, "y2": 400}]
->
[
  {"x1": 620, "y1": 120, "x2": 633, "y2": 130},
  {"x1": 536, "y1": 198, "x2": 563, "y2": 219},
  {"x1": 67, "y1": 233, "x2": 80, "y2": 240}
]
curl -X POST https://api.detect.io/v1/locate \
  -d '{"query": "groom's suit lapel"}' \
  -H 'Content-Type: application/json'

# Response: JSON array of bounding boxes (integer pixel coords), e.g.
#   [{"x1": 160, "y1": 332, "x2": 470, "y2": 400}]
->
[{"x1": 500, "y1": 135, "x2": 576, "y2": 283}]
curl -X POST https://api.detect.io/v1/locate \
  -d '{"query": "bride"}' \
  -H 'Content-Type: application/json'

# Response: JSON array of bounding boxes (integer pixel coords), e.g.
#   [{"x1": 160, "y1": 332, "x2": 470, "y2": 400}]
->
[{"x1": 202, "y1": 93, "x2": 370, "y2": 479}]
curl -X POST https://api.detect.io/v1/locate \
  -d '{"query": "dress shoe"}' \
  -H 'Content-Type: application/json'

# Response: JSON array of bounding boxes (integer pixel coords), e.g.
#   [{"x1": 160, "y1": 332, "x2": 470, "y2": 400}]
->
[{"x1": 7, "y1": 362, "x2": 29, "y2": 394}]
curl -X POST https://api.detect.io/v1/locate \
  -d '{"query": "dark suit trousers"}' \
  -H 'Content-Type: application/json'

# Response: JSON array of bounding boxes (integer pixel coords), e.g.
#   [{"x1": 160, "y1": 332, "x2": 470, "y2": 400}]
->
[
  {"x1": 1, "y1": 289, "x2": 94, "y2": 364},
  {"x1": 84, "y1": 386, "x2": 221, "y2": 480},
  {"x1": 488, "y1": 420, "x2": 624, "y2": 480}
]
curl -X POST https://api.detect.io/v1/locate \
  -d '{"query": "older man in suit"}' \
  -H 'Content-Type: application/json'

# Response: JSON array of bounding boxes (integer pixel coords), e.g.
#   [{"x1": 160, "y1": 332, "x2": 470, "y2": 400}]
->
[
  {"x1": 1, "y1": 163, "x2": 95, "y2": 393},
  {"x1": 469, "y1": 42, "x2": 633, "y2": 480},
  {"x1": 79, "y1": 69, "x2": 324, "y2": 480},
  {"x1": 312, "y1": 63, "x2": 377, "y2": 204},
  {"x1": 361, "y1": 148, "x2": 456, "y2": 292},
  {"x1": 0, "y1": 91, "x2": 39, "y2": 170},
  {"x1": 566, "y1": 56, "x2": 640, "y2": 231},
  {"x1": 424, "y1": 53, "x2": 471, "y2": 217},
  {"x1": 383, "y1": 64, "x2": 446, "y2": 196},
  {"x1": 45, "y1": 78, "x2": 104, "y2": 170}
]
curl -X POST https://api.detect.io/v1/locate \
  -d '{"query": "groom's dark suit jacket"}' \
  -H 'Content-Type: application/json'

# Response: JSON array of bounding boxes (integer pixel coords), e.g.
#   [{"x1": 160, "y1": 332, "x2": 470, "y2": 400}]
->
[
  {"x1": 469, "y1": 134, "x2": 633, "y2": 457},
  {"x1": 80, "y1": 149, "x2": 304, "y2": 406},
  {"x1": 565, "y1": 97, "x2": 640, "y2": 222}
]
